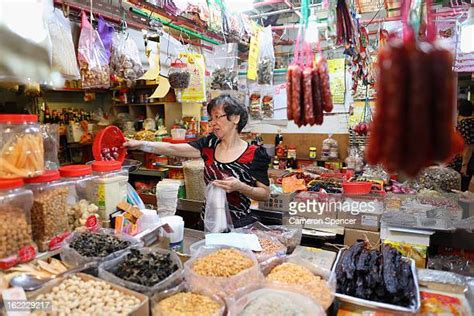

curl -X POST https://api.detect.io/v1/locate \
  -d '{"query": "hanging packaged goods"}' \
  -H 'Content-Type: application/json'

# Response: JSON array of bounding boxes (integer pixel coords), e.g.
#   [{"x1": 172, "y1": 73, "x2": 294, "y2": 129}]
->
[
  {"x1": 77, "y1": 12, "x2": 110, "y2": 89},
  {"x1": 366, "y1": 1, "x2": 461, "y2": 177}
]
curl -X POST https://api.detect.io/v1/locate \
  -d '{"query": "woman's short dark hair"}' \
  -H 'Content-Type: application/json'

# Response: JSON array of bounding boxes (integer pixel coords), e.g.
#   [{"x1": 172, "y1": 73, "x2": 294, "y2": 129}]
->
[
  {"x1": 458, "y1": 99, "x2": 473, "y2": 117},
  {"x1": 207, "y1": 94, "x2": 249, "y2": 133}
]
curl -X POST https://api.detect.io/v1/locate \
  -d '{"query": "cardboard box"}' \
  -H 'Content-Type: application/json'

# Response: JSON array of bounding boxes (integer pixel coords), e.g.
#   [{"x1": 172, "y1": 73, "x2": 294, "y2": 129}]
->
[
  {"x1": 337, "y1": 211, "x2": 382, "y2": 232},
  {"x1": 293, "y1": 246, "x2": 337, "y2": 271},
  {"x1": 30, "y1": 273, "x2": 149, "y2": 316},
  {"x1": 344, "y1": 228, "x2": 380, "y2": 247},
  {"x1": 258, "y1": 192, "x2": 296, "y2": 212},
  {"x1": 380, "y1": 225, "x2": 434, "y2": 247}
]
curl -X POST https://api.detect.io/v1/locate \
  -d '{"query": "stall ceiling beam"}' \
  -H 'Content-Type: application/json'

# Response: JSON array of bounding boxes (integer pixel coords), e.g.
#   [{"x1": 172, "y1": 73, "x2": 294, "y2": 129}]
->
[
  {"x1": 130, "y1": 7, "x2": 221, "y2": 45},
  {"x1": 53, "y1": 0, "x2": 148, "y2": 30}
]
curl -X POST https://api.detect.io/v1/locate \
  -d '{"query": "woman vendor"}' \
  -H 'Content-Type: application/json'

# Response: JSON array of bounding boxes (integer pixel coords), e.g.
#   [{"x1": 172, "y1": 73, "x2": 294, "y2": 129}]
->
[{"x1": 125, "y1": 95, "x2": 271, "y2": 228}]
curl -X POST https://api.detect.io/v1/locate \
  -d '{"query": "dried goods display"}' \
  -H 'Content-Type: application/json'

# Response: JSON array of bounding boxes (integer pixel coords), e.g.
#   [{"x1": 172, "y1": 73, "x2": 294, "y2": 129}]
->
[
  {"x1": 258, "y1": 57, "x2": 274, "y2": 85},
  {"x1": 192, "y1": 248, "x2": 253, "y2": 277},
  {"x1": 414, "y1": 166, "x2": 461, "y2": 192},
  {"x1": 67, "y1": 200, "x2": 99, "y2": 231},
  {"x1": 69, "y1": 231, "x2": 131, "y2": 258},
  {"x1": 419, "y1": 291, "x2": 470, "y2": 315},
  {"x1": 154, "y1": 292, "x2": 222, "y2": 316},
  {"x1": 0, "y1": 134, "x2": 44, "y2": 178},
  {"x1": 237, "y1": 289, "x2": 324, "y2": 316},
  {"x1": 266, "y1": 262, "x2": 333, "y2": 309},
  {"x1": 30, "y1": 186, "x2": 69, "y2": 251},
  {"x1": 249, "y1": 92, "x2": 262, "y2": 120},
  {"x1": 335, "y1": 242, "x2": 417, "y2": 308},
  {"x1": 211, "y1": 68, "x2": 238, "y2": 90},
  {"x1": 261, "y1": 95, "x2": 274, "y2": 118},
  {"x1": 110, "y1": 32, "x2": 144, "y2": 85},
  {"x1": 169, "y1": 71, "x2": 191, "y2": 89},
  {"x1": 184, "y1": 247, "x2": 262, "y2": 297},
  {"x1": 33, "y1": 275, "x2": 141, "y2": 316},
  {"x1": 9, "y1": 258, "x2": 67, "y2": 279},
  {"x1": 366, "y1": 27, "x2": 459, "y2": 176},
  {"x1": 110, "y1": 249, "x2": 179, "y2": 287},
  {"x1": 0, "y1": 205, "x2": 33, "y2": 259},
  {"x1": 168, "y1": 61, "x2": 191, "y2": 89},
  {"x1": 77, "y1": 12, "x2": 110, "y2": 89}
]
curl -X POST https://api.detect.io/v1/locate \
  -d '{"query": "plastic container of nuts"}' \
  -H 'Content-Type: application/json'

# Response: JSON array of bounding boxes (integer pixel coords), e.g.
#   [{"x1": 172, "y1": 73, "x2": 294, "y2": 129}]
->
[
  {"x1": 0, "y1": 114, "x2": 44, "y2": 178},
  {"x1": 59, "y1": 165, "x2": 99, "y2": 230},
  {"x1": 184, "y1": 246, "x2": 264, "y2": 298},
  {"x1": 0, "y1": 178, "x2": 35, "y2": 260},
  {"x1": 24, "y1": 170, "x2": 72, "y2": 252},
  {"x1": 30, "y1": 273, "x2": 148, "y2": 315},
  {"x1": 152, "y1": 282, "x2": 225, "y2": 316},
  {"x1": 261, "y1": 255, "x2": 336, "y2": 310},
  {"x1": 90, "y1": 161, "x2": 128, "y2": 223}
]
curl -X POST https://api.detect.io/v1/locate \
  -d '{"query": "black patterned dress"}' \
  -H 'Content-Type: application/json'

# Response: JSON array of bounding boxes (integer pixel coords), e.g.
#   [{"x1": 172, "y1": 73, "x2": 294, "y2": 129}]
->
[{"x1": 189, "y1": 134, "x2": 270, "y2": 220}]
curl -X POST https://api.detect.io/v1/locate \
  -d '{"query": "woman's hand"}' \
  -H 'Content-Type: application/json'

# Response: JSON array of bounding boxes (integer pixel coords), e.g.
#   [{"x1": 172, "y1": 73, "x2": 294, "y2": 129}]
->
[
  {"x1": 213, "y1": 177, "x2": 245, "y2": 193},
  {"x1": 123, "y1": 139, "x2": 144, "y2": 150}
]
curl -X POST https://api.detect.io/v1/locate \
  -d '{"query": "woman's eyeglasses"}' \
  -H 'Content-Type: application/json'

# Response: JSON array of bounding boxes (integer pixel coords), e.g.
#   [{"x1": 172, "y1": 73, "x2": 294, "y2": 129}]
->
[{"x1": 208, "y1": 114, "x2": 227, "y2": 122}]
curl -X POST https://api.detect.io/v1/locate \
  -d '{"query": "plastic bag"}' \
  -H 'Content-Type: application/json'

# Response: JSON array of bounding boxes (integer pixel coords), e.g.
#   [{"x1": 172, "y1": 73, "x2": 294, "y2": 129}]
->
[
  {"x1": 414, "y1": 166, "x2": 461, "y2": 192},
  {"x1": 98, "y1": 247, "x2": 183, "y2": 297},
  {"x1": 418, "y1": 268, "x2": 467, "y2": 294},
  {"x1": 47, "y1": 10, "x2": 80, "y2": 79},
  {"x1": 77, "y1": 12, "x2": 110, "y2": 89},
  {"x1": 262, "y1": 255, "x2": 336, "y2": 310},
  {"x1": 156, "y1": 180, "x2": 181, "y2": 216},
  {"x1": 152, "y1": 282, "x2": 225, "y2": 316},
  {"x1": 60, "y1": 228, "x2": 141, "y2": 268},
  {"x1": 183, "y1": 159, "x2": 206, "y2": 201},
  {"x1": 231, "y1": 228, "x2": 287, "y2": 263},
  {"x1": 207, "y1": 0, "x2": 223, "y2": 34},
  {"x1": 41, "y1": 124, "x2": 59, "y2": 170},
  {"x1": 204, "y1": 183, "x2": 233, "y2": 233},
  {"x1": 183, "y1": 245, "x2": 263, "y2": 297},
  {"x1": 227, "y1": 285, "x2": 325, "y2": 316},
  {"x1": 257, "y1": 26, "x2": 275, "y2": 86},
  {"x1": 237, "y1": 221, "x2": 302, "y2": 254},
  {"x1": 110, "y1": 32, "x2": 144, "y2": 86},
  {"x1": 248, "y1": 91, "x2": 262, "y2": 120},
  {"x1": 208, "y1": 43, "x2": 239, "y2": 91},
  {"x1": 97, "y1": 16, "x2": 114, "y2": 61}
]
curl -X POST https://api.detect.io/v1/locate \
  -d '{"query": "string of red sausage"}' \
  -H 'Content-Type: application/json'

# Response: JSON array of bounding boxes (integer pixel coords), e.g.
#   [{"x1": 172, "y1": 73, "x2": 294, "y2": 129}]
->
[
  {"x1": 286, "y1": 57, "x2": 333, "y2": 127},
  {"x1": 366, "y1": 36, "x2": 461, "y2": 177}
]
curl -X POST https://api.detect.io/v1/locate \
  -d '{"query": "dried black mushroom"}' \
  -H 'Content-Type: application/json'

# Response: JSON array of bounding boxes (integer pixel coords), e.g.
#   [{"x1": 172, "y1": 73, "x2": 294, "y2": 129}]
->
[
  {"x1": 211, "y1": 69, "x2": 238, "y2": 90},
  {"x1": 113, "y1": 249, "x2": 178, "y2": 287},
  {"x1": 70, "y1": 231, "x2": 131, "y2": 257},
  {"x1": 257, "y1": 57, "x2": 274, "y2": 85}
]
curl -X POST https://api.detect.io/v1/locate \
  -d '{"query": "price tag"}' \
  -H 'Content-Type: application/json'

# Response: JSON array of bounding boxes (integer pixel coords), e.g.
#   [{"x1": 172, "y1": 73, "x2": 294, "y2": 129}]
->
[
  {"x1": 48, "y1": 232, "x2": 71, "y2": 251},
  {"x1": 0, "y1": 256, "x2": 18, "y2": 270},
  {"x1": 247, "y1": 22, "x2": 262, "y2": 81},
  {"x1": 85, "y1": 215, "x2": 99, "y2": 231},
  {"x1": 17, "y1": 246, "x2": 36, "y2": 263}
]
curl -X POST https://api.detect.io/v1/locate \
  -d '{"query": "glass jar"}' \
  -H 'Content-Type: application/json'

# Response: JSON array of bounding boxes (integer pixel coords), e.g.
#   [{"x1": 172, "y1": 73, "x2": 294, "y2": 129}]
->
[
  {"x1": 287, "y1": 146, "x2": 297, "y2": 160},
  {"x1": 0, "y1": 114, "x2": 44, "y2": 178},
  {"x1": 322, "y1": 135, "x2": 338, "y2": 160},
  {"x1": 309, "y1": 147, "x2": 317, "y2": 160},
  {"x1": 24, "y1": 170, "x2": 71, "y2": 252},
  {"x1": 59, "y1": 165, "x2": 99, "y2": 231},
  {"x1": 168, "y1": 61, "x2": 191, "y2": 89},
  {"x1": 91, "y1": 161, "x2": 129, "y2": 224},
  {"x1": 0, "y1": 178, "x2": 34, "y2": 259}
]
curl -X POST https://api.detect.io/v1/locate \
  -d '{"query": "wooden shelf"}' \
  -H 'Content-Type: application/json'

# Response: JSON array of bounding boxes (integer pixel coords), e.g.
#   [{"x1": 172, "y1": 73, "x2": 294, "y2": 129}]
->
[
  {"x1": 113, "y1": 102, "x2": 179, "y2": 107},
  {"x1": 43, "y1": 88, "x2": 110, "y2": 93},
  {"x1": 130, "y1": 167, "x2": 168, "y2": 177}
]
